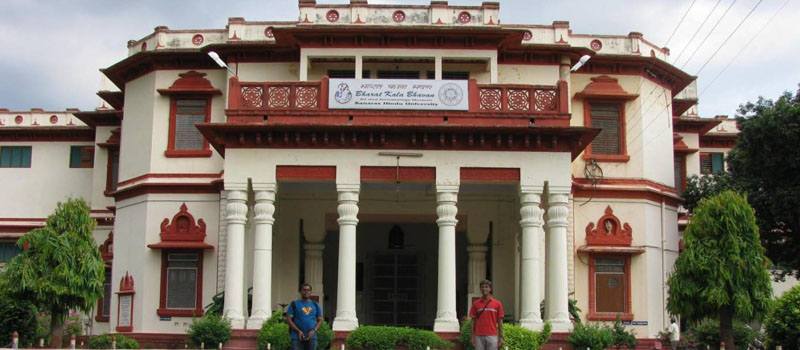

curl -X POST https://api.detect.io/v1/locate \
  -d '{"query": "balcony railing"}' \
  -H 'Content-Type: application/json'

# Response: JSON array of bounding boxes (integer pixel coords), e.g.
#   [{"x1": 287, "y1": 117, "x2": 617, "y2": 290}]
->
[{"x1": 227, "y1": 77, "x2": 568, "y2": 117}]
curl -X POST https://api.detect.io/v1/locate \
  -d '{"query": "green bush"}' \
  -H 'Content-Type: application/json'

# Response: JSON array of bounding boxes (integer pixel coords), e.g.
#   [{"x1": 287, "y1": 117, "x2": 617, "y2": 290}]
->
[
  {"x1": 459, "y1": 319, "x2": 550, "y2": 350},
  {"x1": 610, "y1": 316, "x2": 637, "y2": 350},
  {"x1": 765, "y1": 284, "x2": 800, "y2": 350},
  {"x1": 257, "y1": 311, "x2": 333, "y2": 350},
  {"x1": 567, "y1": 322, "x2": 614, "y2": 350},
  {"x1": 347, "y1": 326, "x2": 451, "y2": 350},
  {"x1": 187, "y1": 314, "x2": 232, "y2": 348},
  {"x1": 88, "y1": 334, "x2": 140, "y2": 349},
  {"x1": 691, "y1": 318, "x2": 757, "y2": 350},
  {"x1": 60, "y1": 314, "x2": 84, "y2": 347},
  {"x1": 0, "y1": 298, "x2": 39, "y2": 346}
]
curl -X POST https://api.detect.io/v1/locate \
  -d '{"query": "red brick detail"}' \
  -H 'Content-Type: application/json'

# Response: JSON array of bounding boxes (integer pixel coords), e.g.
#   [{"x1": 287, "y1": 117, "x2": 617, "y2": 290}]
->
[
  {"x1": 157, "y1": 71, "x2": 221, "y2": 96},
  {"x1": 361, "y1": 167, "x2": 435, "y2": 182},
  {"x1": 276, "y1": 165, "x2": 336, "y2": 180},
  {"x1": 586, "y1": 206, "x2": 632, "y2": 247},
  {"x1": 460, "y1": 167, "x2": 520, "y2": 182}
]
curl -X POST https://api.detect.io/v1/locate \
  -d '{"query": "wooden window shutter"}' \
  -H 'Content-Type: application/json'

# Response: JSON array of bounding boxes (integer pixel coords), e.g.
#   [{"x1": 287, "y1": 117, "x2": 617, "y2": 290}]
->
[
  {"x1": 590, "y1": 103, "x2": 621, "y2": 155},
  {"x1": 174, "y1": 100, "x2": 207, "y2": 151}
]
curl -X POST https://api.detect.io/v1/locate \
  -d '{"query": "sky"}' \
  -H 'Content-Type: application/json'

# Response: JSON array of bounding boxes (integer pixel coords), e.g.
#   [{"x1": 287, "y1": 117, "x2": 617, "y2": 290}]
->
[{"x1": 0, "y1": 0, "x2": 798, "y2": 118}]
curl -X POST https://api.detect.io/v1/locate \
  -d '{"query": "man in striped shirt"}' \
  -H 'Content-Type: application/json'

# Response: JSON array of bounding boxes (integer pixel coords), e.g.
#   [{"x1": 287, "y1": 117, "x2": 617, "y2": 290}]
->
[{"x1": 469, "y1": 280, "x2": 504, "y2": 350}]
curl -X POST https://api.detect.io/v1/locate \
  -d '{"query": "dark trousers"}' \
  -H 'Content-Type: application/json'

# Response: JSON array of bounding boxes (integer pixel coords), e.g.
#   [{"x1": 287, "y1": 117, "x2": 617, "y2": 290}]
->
[{"x1": 291, "y1": 339, "x2": 317, "y2": 350}]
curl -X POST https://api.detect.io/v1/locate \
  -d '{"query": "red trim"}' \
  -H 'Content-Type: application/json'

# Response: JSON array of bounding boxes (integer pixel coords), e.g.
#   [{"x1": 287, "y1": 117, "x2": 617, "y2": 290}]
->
[
  {"x1": 147, "y1": 203, "x2": 212, "y2": 249},
  {"x1": 574, "y1": 76, "x2": 638, "y2": 100},
  {"x1": 116, "y1": 272, "x2": 135, "y2": 332},
  {"x1": 95, "y1": 266, "x2": 112, "y2": 322},
  {"x1": 117, "y1": 173, "x2": 221, "y2": 188},
  {"x1": 581, "y1": 100, "x2": 630, "y2": 162},
  {"x1": 165, "y1": 95, "x2": 213, "y2": 158},
  {"x1": 587, "y1": 255, "x2": 634, "y2": 321},
  {"x1": 585, "y1": 206, "x2": 632, "y2": 246},
  {"x1": 460, "y1": 167, "x2": 520, "y2": 182},
  {"x1": 572, "y1": 178, "x2": 681, "y2": 207},
  {"x1": 276, "y1": 165, "x2": 336, "y2": 180},
  {"x1": 157, "y1": 250, "x2": 205, "y2": 317},
  {"x1": 699, "y1": 135, "x2": 736, "y2": 148},
  {"x1": 157, "y1": 71, "x2": 221, "y2": 96},
  {"x1": 673, "y1": 117, "x2": 720, "y2": 134},
  {"x1": 0, "y1": 127, "x2": 94, "y2": 142},
  {"x1": 113, "y1": 183, "x2": 220, "y2": 202},
  {"x1": 361, "y1": 166, "x2": 435, "y2": 182}
]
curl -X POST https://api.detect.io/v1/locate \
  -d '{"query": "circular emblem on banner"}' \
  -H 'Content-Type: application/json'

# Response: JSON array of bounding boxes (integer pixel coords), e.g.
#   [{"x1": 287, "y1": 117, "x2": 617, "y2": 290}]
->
[
  {"x1": 438, "y1": 83, "x2": 463, "y2": 106},
  {"x1": 334, "y1": 82, "x2": 352, "y2": 104}
]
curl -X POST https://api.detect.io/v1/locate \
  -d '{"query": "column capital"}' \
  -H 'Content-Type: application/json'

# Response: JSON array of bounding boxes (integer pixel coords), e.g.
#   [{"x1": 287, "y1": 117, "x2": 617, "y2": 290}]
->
[
  {"x1": 435, "y1": 183, "x2": 459, "y2": 194},
  {"x1": 252, "y1": 182, "x2": 277, "y2": 193},
  {"x1": 336, "y1": 183, "x2": 361, "y2": 193},
  {"x1": 225, "y1": 182, "x2": 248, "y2": 192},
  {"x1": 337, "y1": 186, "x2": 359, "y2": 227},
  {"x1": 253, "y1": 190, "x2": 275, "y2": 225},
  {"x1": 519, "y1": 184, "x2": 544, "y2": 195},
  {"x1": 226, "y1": 190, "x2": 248, "y2": 225}
]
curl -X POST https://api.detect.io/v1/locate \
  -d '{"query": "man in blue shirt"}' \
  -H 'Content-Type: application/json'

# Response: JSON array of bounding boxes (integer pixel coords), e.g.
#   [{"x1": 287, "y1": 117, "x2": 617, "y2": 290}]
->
[{"x1": 286, "y1": 283, "x2": 323, "y2": 350}]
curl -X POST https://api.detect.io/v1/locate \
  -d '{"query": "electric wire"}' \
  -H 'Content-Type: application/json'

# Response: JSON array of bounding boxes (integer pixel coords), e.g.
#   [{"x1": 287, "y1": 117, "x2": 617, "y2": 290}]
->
[
  {"x1": 698, "y1": 0, "x2": 787, "y2": 96},
  {"x1": 679, "y1": 0, "x2": 739, "y2": 69},
  {"x1": 664, "y1": 0, "x2": 701, "y2": 48},
  {"x1": 671, "y1": 0, "x2": 725, "y2": 65},
  {"x1": 695, "y1": 0, "x2": 765, "y2": 75}
]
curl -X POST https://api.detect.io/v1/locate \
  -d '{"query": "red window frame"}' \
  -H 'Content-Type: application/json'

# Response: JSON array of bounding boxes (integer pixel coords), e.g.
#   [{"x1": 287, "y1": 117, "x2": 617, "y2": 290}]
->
[
  {"x1": 157, "y1": 249, "x2": 205, "y2": 317},
  {"x1": 582, "y1": 100, "x2": 630, "y2": 162},
  {"x1": 104, "y1": 147, "x2": 119, "y2": 195},
  {"x1": 165, "y1": 96, "x2": 213, "y2": 158},
  {"x1": 95, "y1": 267, "x2": 112, "y2": 322},
  {"x1": 588, "y1": 255, "x2": 633, "y2": 321}
]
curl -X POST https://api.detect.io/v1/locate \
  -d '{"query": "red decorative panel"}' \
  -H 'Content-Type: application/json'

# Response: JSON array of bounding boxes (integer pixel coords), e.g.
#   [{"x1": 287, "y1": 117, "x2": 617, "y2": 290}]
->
[
  {"x1": 99, "y1": 231, "x2": 114, "y2": 264},
  {"x1": 49, "y1": 115, "x2": 58, "y2": 124},
  {"x1": 507, "y1": 89, "x2": 530, "y2": 111},
  {"x1": 534, "y1": 89, "x2": 557, "y2": 111},
  {"x1": 116, "y1": 272, "x2": 135, "y2": 332},
  {"x1": 361, "y1": 167, "x2": 435, "y2": 182},
  {"x1": 326, "y1": 10, "x2": 340, "y2": 23},
  {"x1": 268, "y1": 86, "x2": 291, "y2": 108},
  {"x1": 276, "y1": 165, "x2": 336, "y2": 180},
  {"x1": 393, "y1": 11, "x2": 406, "y2": 23},
  {"x1": 458, "y1": 11, "x2": 471, "y2": 24},
  {"x1": 159, "y1": 203, "x2": 206, "y2": 243},
  {"x1": 241, "y1": 86, "x2": 264, "y2": 108},
  {"x1": 14, "y1": 115, "x2": 22, "y2": 124},
  {"x1": 590, "y1": 39, "x2": 602, "y2": 51},
  {"x1": 295, "y1": 86, "x2": 319, "y2": 109},
  {"x1": 523, "y1": 31, "x2": 532, "y2": 41},
  {"x1": 479, "y1": 88, "x2": 502, "y2": 111},
  {"x1": 460, "y1": 167, "x2": 520, "y2": 182},
  {"x1": 585, "y1": 206, "x2": 632, "y2": 246},
  {"x1": 264, "y1": 27, "x2": 274, "y2": 38},
  {"x1": 192, "y1": 34, "x2": 204, "y2": 46}
]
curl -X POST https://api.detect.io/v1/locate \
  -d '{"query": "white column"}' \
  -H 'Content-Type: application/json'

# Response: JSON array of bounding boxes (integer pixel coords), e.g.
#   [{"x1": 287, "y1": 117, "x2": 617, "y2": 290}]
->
[
  {"x1": 300, "y1": 52, "x2": 309, "y2": 81},
  {"x1": 355, "y1": 55, "x2": 363, "y2": 79},
  {"x1": 223, "y1": 188, "x2": 248, "y2": 329},
  {"x1": 489, "y1": 56, "x2": 498, "y2": 83},
  {"x1": 434, "y1": 185, "x2": 460, "y2": 332},
  {"x1": 519, "y1": 188, "x2": 544, "y2": 330},
  {"x1": 332, "y1": 184, "x2": 360, "y2": 331},
  {"x1": 435, "y1": 56, "x2": 443, "y2": 80},
  {"x1": 304, "y1": 243, "x2": 325, "y2": 297},
  {"x1": 545, "y1": 191, "x2": 572, "y2": 332},
  {"x1": 247, "y1": 185, "x2": 276, "y2": 329},
  {"x1": 467, "y1": 244, "x2": 488, "y2": 295}
]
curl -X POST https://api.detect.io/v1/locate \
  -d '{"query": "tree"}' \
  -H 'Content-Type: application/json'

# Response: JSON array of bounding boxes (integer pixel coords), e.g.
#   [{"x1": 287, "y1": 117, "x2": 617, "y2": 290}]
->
[
  {"x1": 0, "y1": 198, "x2": 105, "y2": 347},
  {"x1": 682, "y1": 172, "x2": 738, "y2": 214},
  {"x1": 667, "y1": 191, "x2": 773, "y2": 350},
  {"x1": 727, "y1": 86, "x2": 800, "y2": 279}
]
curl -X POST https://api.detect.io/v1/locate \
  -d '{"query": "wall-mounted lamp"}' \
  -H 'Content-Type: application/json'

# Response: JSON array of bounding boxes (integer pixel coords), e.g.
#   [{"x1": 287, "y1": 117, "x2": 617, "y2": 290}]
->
[{"x1": 208, "y1": 51, "x2": 236, "y2": 76}]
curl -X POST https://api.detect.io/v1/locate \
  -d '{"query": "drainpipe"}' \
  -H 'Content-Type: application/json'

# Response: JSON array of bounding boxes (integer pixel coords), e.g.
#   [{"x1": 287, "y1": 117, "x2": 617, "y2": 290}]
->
[{"x1": 661, "y1": 198, "x2": 667, "y2": 330}]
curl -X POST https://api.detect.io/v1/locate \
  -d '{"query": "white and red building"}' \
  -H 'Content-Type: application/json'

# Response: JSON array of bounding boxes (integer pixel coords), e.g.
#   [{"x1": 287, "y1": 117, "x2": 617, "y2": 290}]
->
[{"x1": 0, "y1": 1, "x2": 722, "y2": 348}]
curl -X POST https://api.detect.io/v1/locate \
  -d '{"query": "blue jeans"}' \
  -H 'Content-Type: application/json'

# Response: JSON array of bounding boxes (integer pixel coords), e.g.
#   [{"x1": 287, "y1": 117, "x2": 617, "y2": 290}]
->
[{"x1": 291, "y1": 338, "x2": 317, "y2": 350}]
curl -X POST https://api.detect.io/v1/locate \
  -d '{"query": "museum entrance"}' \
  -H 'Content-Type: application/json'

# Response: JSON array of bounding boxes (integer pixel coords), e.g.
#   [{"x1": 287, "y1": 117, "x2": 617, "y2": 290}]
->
[{"x1": 322, "y1": 221, "x2": 467, "y2": 329}]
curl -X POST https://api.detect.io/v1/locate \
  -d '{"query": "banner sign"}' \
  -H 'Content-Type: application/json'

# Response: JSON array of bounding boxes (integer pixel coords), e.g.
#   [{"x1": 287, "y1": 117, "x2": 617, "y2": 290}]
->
[{"x1": 328, "y1": 78, "x2": 469, "y2": 110}]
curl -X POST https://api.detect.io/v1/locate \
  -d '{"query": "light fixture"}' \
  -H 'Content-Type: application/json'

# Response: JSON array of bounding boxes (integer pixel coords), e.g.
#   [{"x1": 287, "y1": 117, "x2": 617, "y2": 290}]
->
[
  {"x1": 207, "y1": 51, "x2": 236, "y2": 76},
  {"x1": 570, "y1": 55, "x2": 592, "y2": 72}
]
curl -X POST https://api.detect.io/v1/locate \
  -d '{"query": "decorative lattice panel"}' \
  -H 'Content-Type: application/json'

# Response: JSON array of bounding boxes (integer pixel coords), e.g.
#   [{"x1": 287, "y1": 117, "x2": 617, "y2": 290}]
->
[
  {"x1": 241, "y1": 86, "x2": 264, "y2": 108},
  {"x1": 507, "y1": 89, "x2": 530, "y2": 111},
  {"x1": 267, "y1": 86, "x2": 291, "y2": 108},
  {"x1": 479, "y1": 88, "x2": 502, "y2": 111},
  {"x1": 295, "y1": 86, "x2": 319, "y2": 109},
  {"x1": 534, "y1": 89, "x2": 557, "y2": 111}
]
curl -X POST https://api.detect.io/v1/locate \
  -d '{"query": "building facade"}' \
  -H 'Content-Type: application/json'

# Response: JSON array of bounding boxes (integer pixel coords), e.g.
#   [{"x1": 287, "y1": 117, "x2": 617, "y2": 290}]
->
[{"x1": 1, "y1": 0, "x2": 711, "y2": 346}]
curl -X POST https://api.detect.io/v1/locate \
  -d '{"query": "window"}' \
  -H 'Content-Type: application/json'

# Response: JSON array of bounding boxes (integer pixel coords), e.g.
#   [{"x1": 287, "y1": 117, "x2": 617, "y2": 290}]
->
[
  {"x1": 426, "y1": 71, "x2": 470, "y2": 80},
  {"x1": 700, "y1": 152, "x2": 724, "y2": 174},
  {"x1": 328, "y1": 70, "x2": 370, "y2": 79},
  {"x1": 106, "y1": 148, "x2": 119, "y2": 193},
  {"x1": 0, "y1": 146, "x2": 32, "y2": 168},
  {"x1": 0, "y1": 241, "x2": 21, "y2": 264},
  {"x1": 583, "y1": 102, "x2": 629, "y2": 162},
  {"x1": 674, "y1": 154, "x2": 686, "y2": 193},
  {"x1": 588, "y1": 256, "x2": 633, "y2": 320},
  {"x1": 158, "y1": 251, "x2": 204, "y2": 316},
  {"x1": 69, "y1": 145, "x2": 94, "y2": 168},
  {"x1": 96, "y1": 268, "x2": 112, "y2": 322},
  {"x1": 166, "y1": 98, "x2": 212, "y2": 157},
  {"x1": 377, "y1": 71, "x2": 420, "y2": 79}
]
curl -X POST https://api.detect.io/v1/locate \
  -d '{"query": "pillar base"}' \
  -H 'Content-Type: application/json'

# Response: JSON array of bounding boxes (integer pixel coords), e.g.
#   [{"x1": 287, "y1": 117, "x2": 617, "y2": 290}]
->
[
  {"x1": 547, "y1": 320, "x2": 573, "y2": 333},
  {"x1": 519, "y1": 319, "x2": 545, "y2": 331},
  {"x1": 245, "y1": 313, "x2": 268, "y2": 330},
  {"x1": 228, "y1": 316, "x2": 246, "y2": 330},
  {"x1": 433, "y1": 317, "x2": 460, "y2": 332},
  {"x1": 332, "y1": 316, "x2": 358, "y2": 331}
]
